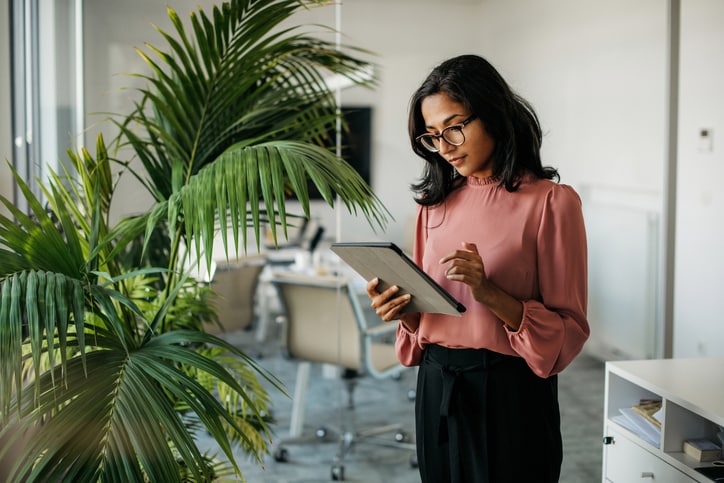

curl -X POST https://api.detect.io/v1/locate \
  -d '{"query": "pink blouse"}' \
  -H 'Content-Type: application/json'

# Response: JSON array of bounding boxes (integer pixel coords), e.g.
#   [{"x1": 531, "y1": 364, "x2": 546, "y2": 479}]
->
[{"x1": 395, "y1": 175, "x2": 590, "y2": 378}]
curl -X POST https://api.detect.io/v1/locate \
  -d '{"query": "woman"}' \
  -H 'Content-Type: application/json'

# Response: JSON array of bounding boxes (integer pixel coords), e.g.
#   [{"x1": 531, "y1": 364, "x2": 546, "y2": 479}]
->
[{"x1": 366, "y1": 54, "x2": 590, "y2": 482}]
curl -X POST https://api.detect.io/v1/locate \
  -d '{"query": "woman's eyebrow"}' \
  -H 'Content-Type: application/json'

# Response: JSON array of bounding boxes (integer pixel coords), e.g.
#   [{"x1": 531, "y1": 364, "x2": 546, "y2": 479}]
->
[{"x1": 425, "y1": 113, "x2": 467, "y2": 130}]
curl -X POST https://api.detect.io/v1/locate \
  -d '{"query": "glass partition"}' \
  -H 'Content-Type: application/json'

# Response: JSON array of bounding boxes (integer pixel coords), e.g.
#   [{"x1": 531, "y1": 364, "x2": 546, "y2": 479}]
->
[{"x1": 10, "y1": 0, "x2": 84, "y2": 210}]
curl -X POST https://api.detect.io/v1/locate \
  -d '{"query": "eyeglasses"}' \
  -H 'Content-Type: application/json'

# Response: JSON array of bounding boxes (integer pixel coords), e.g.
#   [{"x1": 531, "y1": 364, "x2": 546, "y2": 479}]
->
[{"x1": 416, "y1": 115, "x2": 477, "y2": 153}]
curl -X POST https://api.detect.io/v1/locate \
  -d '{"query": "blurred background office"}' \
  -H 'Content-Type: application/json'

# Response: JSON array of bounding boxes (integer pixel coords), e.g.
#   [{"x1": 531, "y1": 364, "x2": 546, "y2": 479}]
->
[
  {"x1": 3, "y1": 0, "x2": 723, "y2": 363},
  {"x1": 1, "y1": 0, "x2": 723, "y2": 480}
]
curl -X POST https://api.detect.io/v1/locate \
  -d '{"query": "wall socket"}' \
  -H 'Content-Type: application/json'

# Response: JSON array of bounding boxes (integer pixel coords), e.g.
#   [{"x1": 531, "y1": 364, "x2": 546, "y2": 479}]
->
[{"x1": 698, "y1": 128, "x2": 713, "y2": 153}]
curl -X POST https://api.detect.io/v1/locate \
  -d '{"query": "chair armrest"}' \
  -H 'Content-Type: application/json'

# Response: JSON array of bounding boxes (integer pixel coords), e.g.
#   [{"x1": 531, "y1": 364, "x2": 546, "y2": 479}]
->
[
  {"x1": 270, "y1": 270, "x2": 350, "y2": 287},
  {"x1": 362, "y1": 323, "x2": 398, "y2": 338}
]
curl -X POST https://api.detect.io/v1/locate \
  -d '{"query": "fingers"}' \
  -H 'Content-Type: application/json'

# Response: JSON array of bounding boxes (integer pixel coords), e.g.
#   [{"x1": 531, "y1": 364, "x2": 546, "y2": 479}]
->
[
  {"x1": 439, "y1": 242, "x2": 479, "y2": 264},
  {"x1": 365, "y1": 277, "x2": 381, "y2": 298},
  {"x1": 366, "y1": 277, "x2": 398, "y2": 301},
  {"x1": 440, "y1": 241, "x2": 484, "y2": 288},
  {"x1": 444, "y1": 263, "x2": 479, "y2": 278},
  {"x1": 366, "y1": 277, "x2": 411, "y2": 321},
  {"x1": 462, "y1": 241, "x2": 479, "y2": 255},
  {"x1": 375, "y1": 293, "x2": 412, "y2": 321},
  {"x1": 439, "y1": 250, "x2": 473, "y2": 264}
]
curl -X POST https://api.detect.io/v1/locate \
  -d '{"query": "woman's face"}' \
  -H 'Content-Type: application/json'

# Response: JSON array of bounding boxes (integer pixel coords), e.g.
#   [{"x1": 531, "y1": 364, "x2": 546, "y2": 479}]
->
[{"x1": 420, "y1": 92, "x2": 495, "y2": 179}]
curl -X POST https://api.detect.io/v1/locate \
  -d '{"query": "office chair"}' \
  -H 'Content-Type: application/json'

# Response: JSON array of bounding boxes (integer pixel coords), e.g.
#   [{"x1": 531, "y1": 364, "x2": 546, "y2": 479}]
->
[
  {"x1": 204, "y1": 254, "x2": 266, "y2": 334},
  {"x1": 269, "y1": 271, "x2": 416, "y2": 481}
]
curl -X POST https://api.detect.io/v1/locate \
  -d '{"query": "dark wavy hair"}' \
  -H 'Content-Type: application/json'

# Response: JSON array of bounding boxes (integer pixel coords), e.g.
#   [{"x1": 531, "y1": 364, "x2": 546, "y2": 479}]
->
[{"x1": 409, "y1": 54, "x2": 559, "y2": 206}]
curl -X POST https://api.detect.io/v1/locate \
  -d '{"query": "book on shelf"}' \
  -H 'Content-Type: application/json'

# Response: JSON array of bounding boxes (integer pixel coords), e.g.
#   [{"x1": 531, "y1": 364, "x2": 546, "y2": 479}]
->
[
  {"x1": 631, "y1": 399, "x2": 663, "y2": 429},
  {"x1": 617, "y1": 407, "x2": 661, "y2": 448},
  {"x1": 683, "y1": 438, "x2": 722, "y2": 462},
  {"x1": 612, "y1": 399, "x2": 663, "y2": 448}
]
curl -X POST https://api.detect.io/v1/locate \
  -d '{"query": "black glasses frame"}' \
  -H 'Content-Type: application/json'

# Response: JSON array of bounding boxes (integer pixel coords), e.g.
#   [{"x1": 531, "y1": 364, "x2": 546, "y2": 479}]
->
[{"x1": 415, "y1": 114, "x2": 477, "y2": 153}]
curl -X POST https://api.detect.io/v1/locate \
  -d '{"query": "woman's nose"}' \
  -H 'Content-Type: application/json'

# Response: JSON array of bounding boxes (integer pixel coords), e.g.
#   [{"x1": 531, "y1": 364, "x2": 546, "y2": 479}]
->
[{"x1": 437, "y1": 137, "x2": 455, "y2": 154}]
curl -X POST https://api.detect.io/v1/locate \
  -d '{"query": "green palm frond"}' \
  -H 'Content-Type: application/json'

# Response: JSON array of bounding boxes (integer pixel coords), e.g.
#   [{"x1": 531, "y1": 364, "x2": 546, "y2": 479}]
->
[
  {"x1": 0, "y1": 329, "x2": 280, "y2": 482},
  {"x1": 131, "y1": 0, "x2": 369, "y2": 172},
  {"x1": 174, "y1": 140, "x2": 386, "y2": 268},
  {"x1": 0, "y1": 163, "x2": 95, "y2": 419},
  {"x1": 0, "y1": 165, "x2": 86, "y2": 278},
  {"x1": 192, "y1": 346, "x2": 277, "y2": 455},
  {"x1": 115, "y1": 0, "x2": 388, "y2": 259}
]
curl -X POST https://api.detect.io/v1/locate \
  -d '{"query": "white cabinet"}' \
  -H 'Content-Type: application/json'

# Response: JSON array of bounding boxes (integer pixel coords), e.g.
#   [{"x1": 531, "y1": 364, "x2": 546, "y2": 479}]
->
[{"x1": 602, "y1": 358, "x2": 724, "y2": 482}]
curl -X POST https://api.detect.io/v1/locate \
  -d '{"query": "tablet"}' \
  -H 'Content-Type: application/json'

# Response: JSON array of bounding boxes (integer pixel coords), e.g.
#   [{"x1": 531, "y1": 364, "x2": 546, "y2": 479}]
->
[{"x1": 330, "y1": 242, "x2": 465, "y2": 316}]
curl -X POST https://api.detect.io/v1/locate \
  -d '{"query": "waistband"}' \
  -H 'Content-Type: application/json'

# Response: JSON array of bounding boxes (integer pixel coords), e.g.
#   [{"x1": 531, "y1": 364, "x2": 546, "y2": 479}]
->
[{"x1": 423, "y1": 343, "x2": 521, "y2": 371}]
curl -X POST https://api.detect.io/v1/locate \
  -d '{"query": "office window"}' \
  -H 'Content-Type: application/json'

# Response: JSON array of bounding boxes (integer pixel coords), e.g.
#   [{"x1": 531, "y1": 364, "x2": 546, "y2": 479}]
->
[{"x1": 10, "y1": 0, "x2": 84, "y2": 211}]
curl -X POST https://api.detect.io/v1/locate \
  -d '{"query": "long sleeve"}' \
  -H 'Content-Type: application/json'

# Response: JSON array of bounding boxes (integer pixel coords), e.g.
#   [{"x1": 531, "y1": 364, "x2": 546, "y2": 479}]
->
[{"x1": 506, "y1": 185, "x2": 589, "y2": 377}]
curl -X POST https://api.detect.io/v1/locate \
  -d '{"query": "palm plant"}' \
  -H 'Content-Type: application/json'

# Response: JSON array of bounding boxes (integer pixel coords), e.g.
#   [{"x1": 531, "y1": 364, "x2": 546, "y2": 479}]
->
[{"x1": 0, "y1": 0, "x2": 389, "y2": 481}]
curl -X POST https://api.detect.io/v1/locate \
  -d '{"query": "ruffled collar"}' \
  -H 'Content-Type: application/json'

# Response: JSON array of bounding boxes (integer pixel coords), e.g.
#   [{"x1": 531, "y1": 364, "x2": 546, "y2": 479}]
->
[{"x1": 466, "y1": 175, "x2": 498, "y2": 187}]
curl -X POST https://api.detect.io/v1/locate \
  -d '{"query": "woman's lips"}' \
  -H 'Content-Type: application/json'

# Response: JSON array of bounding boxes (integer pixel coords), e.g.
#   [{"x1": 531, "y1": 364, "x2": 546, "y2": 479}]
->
[{"x1": 447, "y1": 156, "x2": 464, "y2": 166}]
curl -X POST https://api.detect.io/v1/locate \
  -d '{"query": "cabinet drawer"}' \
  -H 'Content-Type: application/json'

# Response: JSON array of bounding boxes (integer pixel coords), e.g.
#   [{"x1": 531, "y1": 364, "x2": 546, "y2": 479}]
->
[{"x1": 604, "y1": 426, "x2": 694, "y2": 483}]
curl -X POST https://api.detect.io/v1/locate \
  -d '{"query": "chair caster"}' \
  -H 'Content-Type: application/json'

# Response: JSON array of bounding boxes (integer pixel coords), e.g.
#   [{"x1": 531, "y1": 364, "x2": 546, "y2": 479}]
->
[
  {"x1": 407, "y1": 389, "x2": 416, "y2": 401},
  {"x1": 315, "y1": 426, "x2": 328, "y2": 439},
  {"x1": 331, "y1": 463, "x2": 345, "y2": 480},
  {"x1": 394, "y1": 430, "x2": 409, "y2": 442},
  {"x1": 409, "y1": 452, "x2": 419, "y2": 468},
  {"x1": 273, "y1": 447, "x2": 289, "y2": 462}
]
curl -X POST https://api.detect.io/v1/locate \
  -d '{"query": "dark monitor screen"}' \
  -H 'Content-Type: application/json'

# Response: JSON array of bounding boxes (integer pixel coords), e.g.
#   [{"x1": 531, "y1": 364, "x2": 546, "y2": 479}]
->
[{"x1": 309, "y1": 106, "x2": 371, "y2": 199}]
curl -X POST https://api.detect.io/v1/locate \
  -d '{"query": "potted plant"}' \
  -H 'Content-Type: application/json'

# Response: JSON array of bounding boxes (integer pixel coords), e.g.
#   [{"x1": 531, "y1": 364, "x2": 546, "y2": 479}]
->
[{"x1": 0, "y1": 0, "x2": 389, "y2": 481}]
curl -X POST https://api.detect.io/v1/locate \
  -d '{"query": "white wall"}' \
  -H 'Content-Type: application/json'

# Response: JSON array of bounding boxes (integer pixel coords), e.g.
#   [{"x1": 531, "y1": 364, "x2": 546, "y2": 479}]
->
[
  {"x1": 480, "y1": 0, "x2": 667, "y2": 192},
  {"x1": 674, "y1": 0, "x2": 724, "y2": 357},
  {"x1": 0, "y1": 0, "x2": 12, "y2": 218}
]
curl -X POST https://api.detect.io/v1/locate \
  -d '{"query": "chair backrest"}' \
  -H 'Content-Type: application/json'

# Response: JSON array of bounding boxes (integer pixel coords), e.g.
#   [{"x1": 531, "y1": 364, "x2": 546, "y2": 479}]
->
[
  {"x1": 272, "y1": 273, "x2": 362, "y2": 370},
  {"x1": 206, "y1": 254, "x2": 266, "y2": 333},
  {"x1": 272, "y1": 270, "x2": 407, "y2": 380}
]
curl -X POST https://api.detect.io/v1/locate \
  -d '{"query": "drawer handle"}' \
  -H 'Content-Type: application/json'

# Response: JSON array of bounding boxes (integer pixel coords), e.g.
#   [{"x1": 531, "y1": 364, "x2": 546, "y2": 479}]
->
[
  {"x1": 602, "y1": 436, "x2": 615, "y2": 445},
  {"x1": 641, "y1": 472, "x2": 654, "y2": 479}
]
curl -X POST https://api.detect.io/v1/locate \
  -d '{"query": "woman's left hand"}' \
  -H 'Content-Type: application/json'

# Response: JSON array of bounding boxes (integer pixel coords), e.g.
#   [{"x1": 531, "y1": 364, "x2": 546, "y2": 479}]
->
[
  {"x1": 439, "y1": 241, "x2": 489, "y2": 302},
  {"x1": 440, "y1": 241, "x2": 523, "y2": 330}
]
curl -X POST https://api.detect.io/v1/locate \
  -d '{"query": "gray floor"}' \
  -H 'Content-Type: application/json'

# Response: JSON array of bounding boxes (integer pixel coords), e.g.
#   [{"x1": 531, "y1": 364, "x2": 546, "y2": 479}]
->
[{"x1": 199, "y1": 327, "x2": 605, "y2": 483}]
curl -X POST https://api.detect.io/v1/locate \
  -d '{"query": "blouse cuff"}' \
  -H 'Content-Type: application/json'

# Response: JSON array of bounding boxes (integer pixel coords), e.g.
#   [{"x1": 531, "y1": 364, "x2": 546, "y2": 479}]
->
[{"x1": 505, "y1": 299, "x2": 533, "y2": 334}]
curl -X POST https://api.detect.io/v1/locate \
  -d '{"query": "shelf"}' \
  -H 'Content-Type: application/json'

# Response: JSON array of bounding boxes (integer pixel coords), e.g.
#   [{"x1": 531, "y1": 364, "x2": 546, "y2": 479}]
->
[{"x1": 603, "y1": 358, "x2": 724, "y2": 483}]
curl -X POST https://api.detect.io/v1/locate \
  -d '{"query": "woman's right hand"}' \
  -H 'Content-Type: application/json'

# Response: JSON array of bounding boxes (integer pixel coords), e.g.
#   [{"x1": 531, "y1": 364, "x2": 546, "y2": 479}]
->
[{"x1": 366, "y1": 277, "x2": 412, "y2": 322}]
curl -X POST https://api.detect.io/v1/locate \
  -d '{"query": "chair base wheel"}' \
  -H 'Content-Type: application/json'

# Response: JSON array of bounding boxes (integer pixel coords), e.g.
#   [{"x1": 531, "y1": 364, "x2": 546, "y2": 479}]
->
[
  {"x1": 331, "y1": 463, "x2": 345, "y2": 480},
  {"x1": 273, "y1": 447, "x2": 289, "y2": 462}
]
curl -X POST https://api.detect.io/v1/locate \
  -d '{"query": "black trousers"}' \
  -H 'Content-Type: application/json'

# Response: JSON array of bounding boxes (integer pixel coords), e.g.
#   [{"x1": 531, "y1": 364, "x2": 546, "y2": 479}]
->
[{"x1": 415, "y1": 344, "x2": 562, "y2": 483}]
